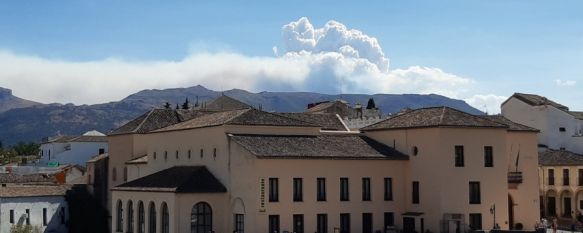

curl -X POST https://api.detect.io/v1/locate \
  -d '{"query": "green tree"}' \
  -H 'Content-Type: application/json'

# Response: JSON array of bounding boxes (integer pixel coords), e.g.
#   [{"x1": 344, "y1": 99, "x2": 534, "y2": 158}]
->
[
  {"x1": 12, "y1": 142, "x2": 40, "y2": 156},
  {"x1": 163, "y1": 102, "x2": 171, "y2": 109},
  {"x1": 182, "y1": 98, "x2": 190, "y2": 109},
  {"x1": 366, "y1": 98, "x2": 376, "y2": 109}
]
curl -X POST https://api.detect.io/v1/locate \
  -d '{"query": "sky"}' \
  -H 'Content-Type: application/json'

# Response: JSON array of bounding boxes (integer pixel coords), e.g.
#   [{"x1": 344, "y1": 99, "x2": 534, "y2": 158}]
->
[{"x1": 0, "y1": 1, "x2": 582, "y2": 114}]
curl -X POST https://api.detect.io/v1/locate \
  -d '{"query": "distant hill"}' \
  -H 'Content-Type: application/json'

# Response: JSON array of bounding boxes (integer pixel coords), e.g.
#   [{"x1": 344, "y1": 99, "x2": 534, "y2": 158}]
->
[
  {"x1": 0, "y1": 85, "x2": 482, "y2": 145},
  {"x1": 0, "y1": 87, "x2": 40, "y2": 113}
]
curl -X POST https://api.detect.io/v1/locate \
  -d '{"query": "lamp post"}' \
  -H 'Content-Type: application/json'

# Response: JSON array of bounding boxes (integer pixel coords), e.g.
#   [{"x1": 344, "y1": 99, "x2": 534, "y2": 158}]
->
[{"x1": 490, "y1": 204, "x2": 497, "y2": 229}]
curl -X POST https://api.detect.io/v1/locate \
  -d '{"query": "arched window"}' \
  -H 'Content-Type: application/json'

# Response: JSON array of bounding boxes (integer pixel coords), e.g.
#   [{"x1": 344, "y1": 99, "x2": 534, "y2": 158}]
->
[
  {"x1": 191, "y1": 202, "x2": 212, "y2": 233},
  {"x1": 116, "y1": 200, "x2": 123, "y2": 232},
  {"x1": 138, "y1": 201, "x2": 145, "y2": 233},
  {"x1": 161, "y1": 202, "x2": 169, "y2": 233},
  {"x1": 127, "y1": 200, "x2": 134, "y2": 233},
  {"x1": 149, "y1": 202, "x2": 157, "y2": 233}
]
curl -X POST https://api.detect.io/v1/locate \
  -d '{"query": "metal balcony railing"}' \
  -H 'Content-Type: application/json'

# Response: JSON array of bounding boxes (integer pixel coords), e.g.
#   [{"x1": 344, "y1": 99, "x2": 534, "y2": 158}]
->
[{"x1": 508, "y1": 172, "x2": 523, "y2": 184}]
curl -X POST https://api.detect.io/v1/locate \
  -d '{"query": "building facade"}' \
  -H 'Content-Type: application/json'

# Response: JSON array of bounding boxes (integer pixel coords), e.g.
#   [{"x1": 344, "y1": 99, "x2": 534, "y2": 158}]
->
[
  {"x1": 108, "y1": 102, "x2": 540, "y2": 233},
  {"x1": 502, "y1": 93, "x2": 583, "y2": 154},
  {"x1": 40, "y1": 130, "x2": 108, "y2": 166},
  {"x1": 0, "y1": 185, "x2": 69, "y2": 233},
  {"x1": 538, "y1": 149, "x2": 583, "y2": 220}
]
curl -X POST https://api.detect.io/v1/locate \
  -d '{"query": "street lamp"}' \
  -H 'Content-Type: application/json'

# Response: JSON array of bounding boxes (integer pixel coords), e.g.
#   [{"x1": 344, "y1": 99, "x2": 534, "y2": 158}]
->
[{"x1": 490, "y1": 204, "x2": 497, "y2": 229}]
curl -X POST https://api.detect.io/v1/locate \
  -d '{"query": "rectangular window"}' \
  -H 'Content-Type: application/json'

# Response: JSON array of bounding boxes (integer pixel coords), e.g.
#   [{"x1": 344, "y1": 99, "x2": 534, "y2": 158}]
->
[
  {"x1": 317, "y1": 214, "x2": 328, "y2": 233},
  {"x1": 579, "y1": 169, "x2": 583, "y2": 186},
  {"x1": 469, "y1": 213, "x2": 482, "y2": 230},
  {"x1": 268, "y1": 215, "x2": 280, "y2": 233},
  {"x1": 560, "y1": 127, "x2": 566, "y2": 132},
  {"x1": 455, "y1": 145, "x2": 464, "y2": 167},
  {"x1": 384, "y1": 178, "x2": 393, "y2": 201},
  {"x1": 469, "y1": 182, "x2": 481, "y2": 204},
  {"x1": 10, "y1": 209, "x2": 14, "y2": 224},
  {"x1": 234, "y1": 214, "x2": 244, "y2": 233},
  {"x1": 362, "y1": 213, "x2": 373, "y2": 233},
  {"x1": 340, "y1": 178, "x2": 349, "y2": 201},
  {"x1": 293, "y1": 178, "x2": 303, "y2": 202},
  {"x1": 26, "y1": 209, "x2": 30, "y2": 225},
  {"x1": 549, "y1": 169, "x2": 555, "y2": 185},
  {"x1": 43, "y1": 208, "x2": 48, "y2": 226},
  {"x1": 412, "y1": 181, "x2": 420, "y2": 204},
  {"x1": 384, "y1": 212, "x2": 394, "y2": 228},
  {"x1": 99, "y1": 148, "x2": 105, "y2": 154},
  {"x1": 269, "y1": 178, "x2": 279, "y2": 202},
  {"x1": 340, "y1": 213, "x2": 351, "y2": 233},
  {"x1": 484, "y1": 146, "x2": 493, "y2": 167},
  {"x1": 293, "y1": 214, "x2": 304, "y2": 233},
  {"x1": 362, "y1": 177, "x2": 371, "y2": 201},
  {"x1": 564, "y1": 169, "x2": 570, "y2": 186},
  {"x1": 317, "y1": 178, "x2": 326, "y2": 201}
]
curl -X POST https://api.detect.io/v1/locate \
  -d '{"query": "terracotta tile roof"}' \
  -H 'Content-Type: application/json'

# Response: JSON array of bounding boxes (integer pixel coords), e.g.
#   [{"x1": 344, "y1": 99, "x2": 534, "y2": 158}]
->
[
  {"x1": 230, "y1": 134, "x2": 408, "y2": 160},
  {"x1": 154, "y1": 109, "x2": 318, "y2": 132},
  {"x1": 276, "y1": 113, "x2": 348, "y2": 131},
  {"x1": 43, "y1": 136, "x2": 77, "y2": 143},
  {"x1": 362, "y1": 106, "x2": 507, "y2": 131},
  {"x1": 539, "y1": 149, "x2": 583, "y2": 166},
  {"x1": 68, "y1": 135, "x2": 108, "y2": 143},
  {"x1": 227, "y1": 109, "x2": 318, "y2": 127},
  {"x1": 0, "y1": 173, "x2": 56, "y2": 184},
  {"x1": 481, "y1": 115, "x2": 539, "y2": 132},
  {"x1": 306, "y1": 101, "x2": 336, "y2": 113},
  {"x1": 125, "y1": 155, "x2": 148, "y2": 165},
  {"x1": 109, "y1": 109, "x2": 212, "y2": 135},
  {"x1": 0, "y1": 185, "x2": 69, "y2": 197},
  {"x1": 153, "y1": 109, "x2": 248, "y2": 132},
  {"x1": 570, "y1": 111, "x2": 583, "y2": 120},
  {"x1": 204, "y1": 95, "x2": 252, "y2": 111},
  {"x1": 114, "y1": 166, "x2": 227, "y2": 193},
  {"x1": 506, "y1": 93, "x2": 569, "y2": 111},
  {"x1": 87, "y1": 153, "x2": 109, "y2": 163}
]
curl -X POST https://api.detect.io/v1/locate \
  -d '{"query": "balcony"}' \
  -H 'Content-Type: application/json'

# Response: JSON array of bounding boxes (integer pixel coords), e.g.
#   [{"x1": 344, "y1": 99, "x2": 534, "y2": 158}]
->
[{"x1": 508, "y1": 172, "x2": 523, "y2": 184}]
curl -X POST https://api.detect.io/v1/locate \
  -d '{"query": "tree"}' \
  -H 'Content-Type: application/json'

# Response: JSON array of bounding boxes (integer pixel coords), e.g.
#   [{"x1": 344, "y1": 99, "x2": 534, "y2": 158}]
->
[
  {"x1": 11, "y1": 142, "x2": 39, "y2": 156},
  {"x1": 182, "y1": 98, "x2": 190, "y2": 110},
  {"x1": 366, "y1": 98, "x2": 376, "y2": 109},
  {"x1": 163, "y1": 102, "x2": 171, "y2": 109},
  {"x1": 175, "y1": 104, "x2": 180, "y2": 109}
]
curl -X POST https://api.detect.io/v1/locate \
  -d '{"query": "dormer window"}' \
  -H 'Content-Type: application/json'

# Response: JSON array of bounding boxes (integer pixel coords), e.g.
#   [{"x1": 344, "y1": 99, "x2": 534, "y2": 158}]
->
[{"x1": 559, "y1": 127, "x2": 566, "y2": 132}]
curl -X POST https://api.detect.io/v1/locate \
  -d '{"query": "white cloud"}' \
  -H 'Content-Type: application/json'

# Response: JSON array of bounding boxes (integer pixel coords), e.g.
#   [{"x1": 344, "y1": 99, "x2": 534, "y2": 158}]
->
[
  {"x1": 464, "y1": 94, "x2": 508, "y2": 114},
  {"x1": 0, "y1": 17, "x2": 493, "y2": 112},
  {"x1": 555, "y1": 79, "x2": 576, "y2": 86},
  {"x1": 278, "y1": 17, "x2": 390, "y2": 72}
]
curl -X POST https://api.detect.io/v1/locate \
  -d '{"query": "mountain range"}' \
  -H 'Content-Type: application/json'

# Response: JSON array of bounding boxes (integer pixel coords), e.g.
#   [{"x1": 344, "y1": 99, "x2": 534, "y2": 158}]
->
[{"x1": 0, "y1": 85, "x2": 482, "y2": 146}]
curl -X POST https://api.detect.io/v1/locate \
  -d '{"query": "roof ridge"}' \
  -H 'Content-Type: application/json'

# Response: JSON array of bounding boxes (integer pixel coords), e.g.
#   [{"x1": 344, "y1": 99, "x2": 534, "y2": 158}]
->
[
  {"x1": 224, "y1": 108, "x2": 254, "y2": 124},
  {"x1": 439, "y1": 106, "x2": 446, "y2": 125},
  {"x1": 133, "y1": 109, "x2": 156, "y2": 134}
]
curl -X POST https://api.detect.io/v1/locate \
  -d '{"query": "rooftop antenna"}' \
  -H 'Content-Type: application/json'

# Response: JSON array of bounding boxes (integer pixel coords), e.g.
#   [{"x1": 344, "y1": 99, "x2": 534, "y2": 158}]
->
[{"x1": 483, "y1": 104, "x2": 488, "y2": 115}]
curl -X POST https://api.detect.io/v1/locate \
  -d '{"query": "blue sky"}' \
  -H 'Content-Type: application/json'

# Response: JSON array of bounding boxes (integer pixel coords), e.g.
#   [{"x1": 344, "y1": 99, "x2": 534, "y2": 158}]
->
[{"x1": 0, "y1": 1, "x2": 582, "y2": 113}]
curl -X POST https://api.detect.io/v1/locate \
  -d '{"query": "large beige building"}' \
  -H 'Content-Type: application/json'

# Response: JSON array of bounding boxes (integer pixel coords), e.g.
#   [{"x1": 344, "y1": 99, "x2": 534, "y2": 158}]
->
[
  {"x1": 538, "y1": 149, "x2": 583, "y2": 220},
  {"x1": 107, "y1": 96, "x2": 540, "y2": 233}
]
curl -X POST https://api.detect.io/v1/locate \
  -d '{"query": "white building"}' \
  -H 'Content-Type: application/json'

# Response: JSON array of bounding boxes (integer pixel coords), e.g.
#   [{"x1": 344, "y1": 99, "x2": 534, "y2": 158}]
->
[
  {"x1": 501, "y1": 93, "x2": 583, "y2": 153},
  {"x1": 40, "y1": 130, "x2": 108, "y2": 166},
  {"x1": 0, "y1": 185, "x2": 69, "y2": 233}
]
